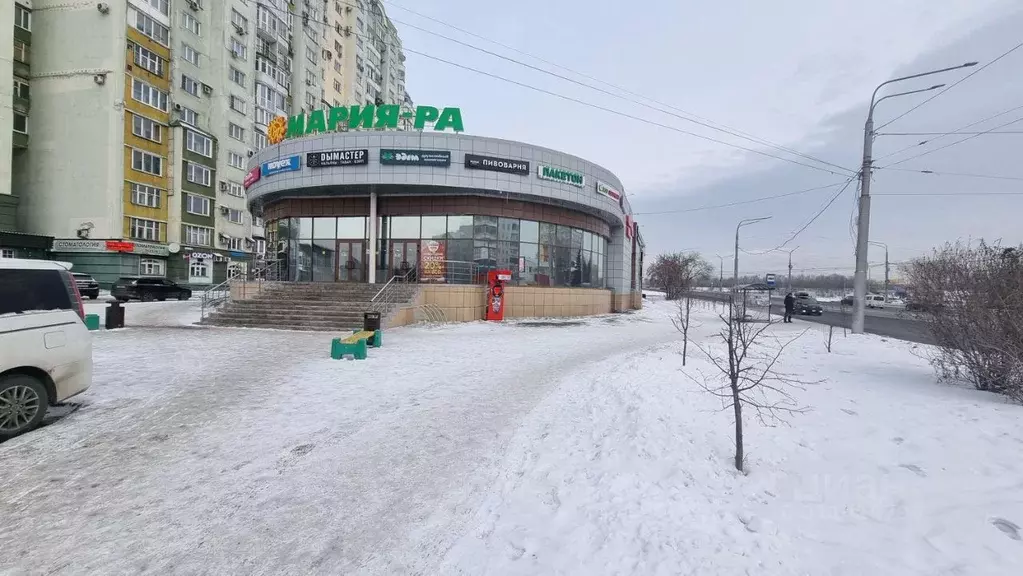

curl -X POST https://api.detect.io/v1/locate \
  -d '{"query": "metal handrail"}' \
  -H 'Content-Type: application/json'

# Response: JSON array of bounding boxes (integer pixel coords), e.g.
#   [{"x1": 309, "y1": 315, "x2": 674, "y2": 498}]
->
[
  {"x1": 200, "y1": 278, "x2": 232, "y2": 319},
  {"x1": 370, "y1": 266, "x2": 417, "y2": 309}
]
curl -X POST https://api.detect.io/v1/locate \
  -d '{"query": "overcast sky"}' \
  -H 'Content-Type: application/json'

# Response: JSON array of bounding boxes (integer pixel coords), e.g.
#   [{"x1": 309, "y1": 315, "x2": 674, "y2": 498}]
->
[{"x1": 391, "y1": 0, "x2": 1023, "y2": 279}]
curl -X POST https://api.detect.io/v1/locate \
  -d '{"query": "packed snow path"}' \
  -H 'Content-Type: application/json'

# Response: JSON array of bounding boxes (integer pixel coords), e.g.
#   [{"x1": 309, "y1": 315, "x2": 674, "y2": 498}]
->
[{"x1": 0, "y1": 305, "x2": 676, "y2": 575}]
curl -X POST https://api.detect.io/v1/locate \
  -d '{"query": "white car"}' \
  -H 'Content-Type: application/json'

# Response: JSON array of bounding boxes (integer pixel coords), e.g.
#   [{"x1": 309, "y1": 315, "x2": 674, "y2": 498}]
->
[
  {"x1": 0, "y1": 258, "x2": 93, "y2": 439},
  {"x1": 866, "y1": 294, "x2": 887, "y2": 309}
]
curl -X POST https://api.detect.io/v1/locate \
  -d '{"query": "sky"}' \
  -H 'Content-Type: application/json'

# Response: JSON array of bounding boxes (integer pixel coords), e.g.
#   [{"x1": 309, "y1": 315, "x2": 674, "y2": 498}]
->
[{"x1": 388, "y1": 0, "x2": 1023, "y2": 279}]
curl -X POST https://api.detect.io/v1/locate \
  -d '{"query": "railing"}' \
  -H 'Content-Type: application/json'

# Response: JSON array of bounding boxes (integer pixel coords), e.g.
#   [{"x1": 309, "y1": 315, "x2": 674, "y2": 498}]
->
[
  {"x1": 411, "y1": 260, "x2": 483, "y2": 285},
  {"x1": 370, "y1": 266, "x2": 417, "y2": 313},
  {"x1": 200, "y1": 278, "x2": 232, "y2": 320}
]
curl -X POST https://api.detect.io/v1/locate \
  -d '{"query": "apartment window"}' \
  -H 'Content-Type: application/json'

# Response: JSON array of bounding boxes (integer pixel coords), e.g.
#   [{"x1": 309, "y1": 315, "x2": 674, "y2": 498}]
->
[
  {"x1": 185, "y1": 130, "x2": 213, "y2": 157},
  {"x1": 255, "y1": 82, "x2": 285, "y2": 112},
  {"x1": 133, "y1": 45, "x2": 165, "y2": 77},
  {"x1": 254, "y1": 131, "x2": 269, "y2": 151},
  {"x1": 186, "y1": 163, "x2": 212, "y2": 187},
  {"x1": 256, "y1": 5, "x2": 279, "y2": 36},
  {"x1": 184, "y1": 225, "x2": 213, "y2": 246},
  {"x1": 227, "y1": 123, "x2": 244, "y2": 142},
  {"x1": 181, "y1": 74, "x2": 201, "y2": 97},
  {"x1": 226, "y1": 209, "x2": 245, "y2": 225},
  {"x1": 139, "y1": 259, "x2": 165, "y2": 276},
  {"x1": 254, "y1": 216, "x2": 264, "y2": 227},
  {"x1": 132, "y1": 114, "x2": 163, "y2": 143},
  {"x1": 254, "y1": 107, "x2": 273, "y2": 126},
  {"x1": 130, "y1": 218, "x2": 161, "y2": 241},
  {"x1": 185, "y1": 194, "x2": 211, "y2": 216},
  {"x1": 130, "y1": 183, "x2": 161, "y2": 208},
  {"x1": 144, "y1": 0, "x2": 170, "y2": 16},
  {"x1": 15, "y1": 4, "x2": 31, "y2": 30},
  {"x1": 333, "y1": 80, "x2": 342, "y2": 93},
  {"x1": 181, "y1": 11, "x2": 201, "y2": 35},
  {"x1": 131, "y1": 78, "x2": 169, "y2": 111},
  {"x1": 178, "y1": 106, "x2": 199, "y2": 126},
  {"x1": 229, "y1": 67, "x2": 246, "y2": 87},
  {"x1": 228, "y1": 182, "x2": 245, "y2": 197},
  {"x1": 306, "y1": 46, "x2": 317, "y2": 64},
  {"x1": 129, "y1": 8, "x2": 170, "y2": 46},
  {"x1": 230, "y1": 38, "x2": 247, "y2": 60},
  {"x1": 13, "y1": 41, "x2": 28, "y2": 64},
  {"x1": 228, "y1": 151, "x2": 245, "y2": 169},
  {"x1": 230, "y1": 96, "x2": 247, "y2": 114},
  {"x1": 131, "y1": 149, "x2": 163, "y2": 176},
  {"x1": 334, "y1": 60, "x2": 342, "y2": 74},
  {"x1": 182, "y1": 44, "x2": 201, "y2": 67},
  {"x1": 231, "y1": 9, "x2": 248, "y2": 30},
  {"x1": 255, "y1": 239, "x2": 266, "y2": 255},
  {"x1": 13, "y1": 113, "x2": 28, "y2": 134},
  {"x1": 305, "y1": 93, "x2": 317, "y2": 110},
  {"x1": 334, "y1": 40, "x2": 343, "y2": 55},
  {"x1": 13, "y1": 79, "x2": 29, "y2": 100}
]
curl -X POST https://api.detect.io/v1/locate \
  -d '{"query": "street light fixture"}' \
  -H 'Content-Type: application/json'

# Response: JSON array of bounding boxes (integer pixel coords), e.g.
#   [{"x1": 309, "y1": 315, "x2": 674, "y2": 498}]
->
[
  {"x1": 733, "y1": 217, "x2": 771, "y2": 304},
  {"x1": 785, "y1": 246, "x2": 800, "y2": 292},
  {"x1": 868, "y1": 241, "x2": 890, "y2": 301},
  {"x1": 852, "y1": 61, "x2": 978, "y2": 334}
]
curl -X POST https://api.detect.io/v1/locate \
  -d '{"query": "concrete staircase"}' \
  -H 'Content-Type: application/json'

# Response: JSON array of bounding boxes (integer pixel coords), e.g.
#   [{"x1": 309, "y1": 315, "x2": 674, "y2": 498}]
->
[{"x1": 202, "y1": 282, "x2": 419, "y2": 331}]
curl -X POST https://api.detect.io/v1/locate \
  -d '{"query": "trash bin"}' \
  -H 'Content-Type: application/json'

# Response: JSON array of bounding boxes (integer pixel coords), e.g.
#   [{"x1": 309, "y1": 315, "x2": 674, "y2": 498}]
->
[
  {"x1": 84, "y1": 314, "x2": 101, "y2": 331},
  {"x1": 105, "y1": 300, "x2": 125, "y2": 330},
  {"x1": 363, "y1": 311, "x2": 381, "y2": 345}
]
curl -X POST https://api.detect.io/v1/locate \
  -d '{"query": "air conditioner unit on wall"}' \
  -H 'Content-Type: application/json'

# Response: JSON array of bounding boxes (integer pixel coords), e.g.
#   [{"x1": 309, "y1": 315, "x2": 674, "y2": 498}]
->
[
  {"x1": 219, "y1": 181, "x2": 228, "y2": 191},
  {"x1": 220, "y1": 206, "x2": 231, "y2": 215},
  {"x1": 188, "y1": 0, "x2": 199, "y2": 11}
]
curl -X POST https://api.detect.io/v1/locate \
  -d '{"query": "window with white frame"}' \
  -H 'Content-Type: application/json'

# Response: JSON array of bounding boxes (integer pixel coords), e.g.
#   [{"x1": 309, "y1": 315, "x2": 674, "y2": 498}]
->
[
  {"x1": 143, "y1": 0, "x2": 169, "y2": 16},
  {"x1": 334, "y1": 60, "x2": 342, "y2": 74},
  {"x1": 185, "y1": 130, "x2": 212, "y2": 157},
  {"x1": 184, "y1": 225, "x2": 213, "y2": 246},
  {"x1": 181, "y1": 11, "x2": 201, "y2": 35},
  {"x1": 129, "y1": 217, "x2": 161, "y2": 241},
  {"x1": 131, "y1": 149, "x2": 163, "y2": 176},
  {"x1": 228, "y1": 236, "x2": 244, "y2": 250},
  {"x1": 185, "y1": 194, "x2": 211, "y2": 216},
  {"x1": 230, "y1": 38, "x2": 247, "y2": 60},
  {"x1": 229, "y1": 67, "x2": 246, "y2": 87},
  {"x1": 189, "y1": 260, "x2": 210, "y2": 278},
  {"x1": 227, "y1": 151, "x2": 245, "y2": 169},
  {"x1": 254, "y1": 131, "x2": 268, "y2": 151},
  {"x1": 333, "y1": 80, "x2": 342, "y2": 93},
  {"x1": 255, "y1": 239, "x2": 266, "y2": 256},
  {"x1": 186, "y1": 163, "x2": 212, "y2": 187},
  {"x1": 181, "y1": 74, "x2": 200, "y2": 97},
  {"x1": 226, "y1": 209, "x2": 244, "y2": 224},
  {"x1": 228, "y1": 182, "x2": 244, "y2": 197},
  {"x1": 306, "y1": 46, "x2": 317, "y2": 64},
  {"x1": 0, "y1": 248, "x2": 14, "y2": 259},
  {"x1": 129, "y1": 8, "x2": 169, "y2": 46},
  {"x1": 254, "y1": 216, "x2": 264, "y2": 227},
  {"x1": 254, "y1": 107, "x2": 273, "y2": 126},
  {"x1": 177, "y1": 106, "x2": 199, "y2": 126},
  {"x1": 132, "y1": 78, "x2": 169, "y2": 111},
  {"x1": 132, "y1": 114, "x2": 163, "y2": 143},
  {"x1": 230, "y1": 96, "x2": 247, "y2": 114},
  {"x1": 255, "y1": 82, "x2": 285, "y2": 112},
  {"x1": 13, "y1": 113, "x2": 27, "y2": 134},
  {"x1": 182, "y1": 44, "x2": 201, "y2": 67},
  {"x1": 256, "y1": 5, "x2": 279, "y2": 36},
  {"x1": 305, "y1": 92, "x2": 316, "y2": 110},
  {"x1": 139, "y1": 258, "x2": 165, "y2": 276},
  {"x1": 231, "y1": 9, "x2": 248, "y2": 30},
  {"x1": 13, "y1": 78, "x2": 28, "y2": 99},
  {"x1": 228, "y1": 123, "x2": 245, "y2": 141},
  {"x1": 130, "y1": 183, "x2": 161, "y2": 208},
  {"x1": 15, "y1": 4, "x2": 31, "y2": 30},
  {"x1": 133, "y1": 44, "x2": 165, "y2": 77},
  {"x1": 13, "y1": 40, "x2": 27, "y2": 64}
]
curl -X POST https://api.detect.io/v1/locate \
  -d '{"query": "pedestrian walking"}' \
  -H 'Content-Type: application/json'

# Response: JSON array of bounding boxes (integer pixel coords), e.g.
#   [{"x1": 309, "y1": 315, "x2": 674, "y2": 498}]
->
[{"x1": 783, "y1": 292, "x2": 795, "y2": 323}]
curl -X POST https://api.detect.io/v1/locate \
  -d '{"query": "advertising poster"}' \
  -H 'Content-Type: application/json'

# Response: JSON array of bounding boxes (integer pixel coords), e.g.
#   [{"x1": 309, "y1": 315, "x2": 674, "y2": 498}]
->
[{"x1": 419, "y1": 240, "x2": 447, "y2": 282}]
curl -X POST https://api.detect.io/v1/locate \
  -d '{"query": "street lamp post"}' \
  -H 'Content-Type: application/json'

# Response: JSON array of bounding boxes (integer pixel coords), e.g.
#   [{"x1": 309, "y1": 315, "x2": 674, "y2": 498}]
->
[
  {"x1": 786, "y1": 246, "x2": 799, "y2": 292},
  {"x1": 733, "y1": 217, "x2": 771, "y2": 306},
  {"x1": 715, "y1": 253, "x2": 726, "y2": 292},
  {"x1": 852, "y1": 61, "x2": 977, "y2": 334},
  {"x1": 869, "y1": 241, "x2": 889, "y2": 301}
]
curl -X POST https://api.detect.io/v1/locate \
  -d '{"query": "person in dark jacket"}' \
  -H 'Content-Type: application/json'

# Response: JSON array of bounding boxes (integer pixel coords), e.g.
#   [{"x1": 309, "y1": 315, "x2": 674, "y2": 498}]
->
[{"x1": 783, "y1": 292, "x2": 795, "y2": 323}]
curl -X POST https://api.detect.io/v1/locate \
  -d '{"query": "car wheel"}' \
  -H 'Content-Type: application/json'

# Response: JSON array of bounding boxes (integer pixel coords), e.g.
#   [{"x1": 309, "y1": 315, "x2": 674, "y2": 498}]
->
[
  {"x1": 141, "y1": 291, "x2": 155, "y2": 302},
  {"x1": 177, "y1": 291, "x2": 190, "y2": 301},
  {"x1": 89, "y1": 294, "x2": 98, "y2": 300},
  {"x1": 0, "y1": 375, "x2": 48, "y2": 440}
]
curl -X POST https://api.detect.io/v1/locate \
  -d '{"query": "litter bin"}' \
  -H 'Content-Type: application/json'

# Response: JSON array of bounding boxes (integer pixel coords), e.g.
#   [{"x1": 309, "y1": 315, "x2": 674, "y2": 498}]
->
[
  {"x1": 84, "y1": 314, "x2": 101, "y2": 331},
  {"x1": 105, "y1": 300, "x2": 125, "y2": 330},
  {"x1": 363, "y1": 311, "x2": 381, "y2": 345}
]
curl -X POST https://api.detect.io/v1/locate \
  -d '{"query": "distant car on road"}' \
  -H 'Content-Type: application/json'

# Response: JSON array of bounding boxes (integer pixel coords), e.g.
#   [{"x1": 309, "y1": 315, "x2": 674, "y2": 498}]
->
[
  {"x1": 72, "y1": 272, "x2": 100, "y2": 300},
  {"x1": 111, "y1": 277, "x2": 192, "y2": 302},
  {"x1": 793, "y1": 293, "x2": 823, "y2": 316},
  {"x1": 1, "y1": 258, "x2": 93, "y2": 439},
  {"x1": 841, "y1": 294, "x2": 854, "y2": 306},
  {"x1": 866, "y1": 294, "x2": 887, "y2": 309}
]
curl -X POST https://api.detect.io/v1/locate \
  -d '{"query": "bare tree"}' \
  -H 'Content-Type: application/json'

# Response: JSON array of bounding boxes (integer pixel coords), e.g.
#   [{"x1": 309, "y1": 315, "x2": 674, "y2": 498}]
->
[
  {"x1": 824, "y1": 325, "x2": 834, "y2": 353},
  {"x1": 671, "y1": 295, "x2": 696, "y2": 366},
  {"x1": 646, "y1": 252, "x2": 712, "y2": 300},
  {"x1": 687, "y1": 307, "x2": 813, "y2": 472}
]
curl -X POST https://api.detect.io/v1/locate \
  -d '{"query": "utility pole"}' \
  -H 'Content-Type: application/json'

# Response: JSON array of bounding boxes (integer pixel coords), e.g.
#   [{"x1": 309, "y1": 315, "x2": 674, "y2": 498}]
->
[
  {"x1": 733, "y1": 218, "x2": 771, "y2": 307},
  {"x1": 786, "y1": 246, "x2": 799, "y2": 292},
  {"x1": 870, "y1": 241, "x2": 889, "y2": 301},
  {"x1": 716, "y1": 254, "x2": 725, "y2": 292},
  {"x1": 852, "y1": 61, "x2": 975, "y2": 334}
]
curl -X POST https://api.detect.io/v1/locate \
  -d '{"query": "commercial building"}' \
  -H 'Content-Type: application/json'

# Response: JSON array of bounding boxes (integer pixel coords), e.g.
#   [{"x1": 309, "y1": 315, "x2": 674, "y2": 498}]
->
[{"x1": 246, "y1": 107, "x2": 646, "y2": 315}]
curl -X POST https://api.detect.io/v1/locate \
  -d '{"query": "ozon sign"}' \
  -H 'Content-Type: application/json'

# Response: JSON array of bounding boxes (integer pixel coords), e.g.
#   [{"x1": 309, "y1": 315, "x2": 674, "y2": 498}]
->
[{"x1": 268, "y1": 105, "x2": 464, "y2": 144}]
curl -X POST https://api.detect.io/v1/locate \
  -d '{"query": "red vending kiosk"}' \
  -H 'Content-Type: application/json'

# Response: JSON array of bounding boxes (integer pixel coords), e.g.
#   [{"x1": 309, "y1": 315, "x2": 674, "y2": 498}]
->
[{"x1": 486, "y1": 269, "x2": 512, "y2": 321}]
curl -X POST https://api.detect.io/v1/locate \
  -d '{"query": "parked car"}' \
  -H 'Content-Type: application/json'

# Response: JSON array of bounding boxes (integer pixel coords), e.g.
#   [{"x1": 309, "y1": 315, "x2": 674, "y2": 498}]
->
[
  {"x1": 111, "y1": 277, "x2": 192, "y2": 302},
  {"x1": 72, "y1": 272, "x2": 100, "y2": 299},
  {"x1": 866, "y1": 294, "x2": 887, "y2": 309},
  {"x1": 841, "y1": 294, "x2": 855, "y2": 306},
  {"x1": 0, "y1": 258, "x2": 93, "y2": 439},
  {"x1": 793, "y1": 293, "x2": 823, "y2": 316}
]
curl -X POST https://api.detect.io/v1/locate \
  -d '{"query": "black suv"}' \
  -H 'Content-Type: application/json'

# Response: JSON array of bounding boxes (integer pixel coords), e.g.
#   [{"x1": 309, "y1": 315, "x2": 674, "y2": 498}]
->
[
  {"x1": 72, "y1": 272, "x2": 100, "y2": 299},
  {"x1": 111, "y1": 277, "x2": 192, "y2": 302},
  {"x1": 793, "y1": 292, "x2": 824, "y2": 316}
]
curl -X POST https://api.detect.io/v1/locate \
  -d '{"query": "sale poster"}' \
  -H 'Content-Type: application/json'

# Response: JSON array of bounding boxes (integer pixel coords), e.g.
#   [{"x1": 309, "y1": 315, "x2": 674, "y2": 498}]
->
[{"x1": 419, "y1": 240, "x2": 447, "y2": 282}]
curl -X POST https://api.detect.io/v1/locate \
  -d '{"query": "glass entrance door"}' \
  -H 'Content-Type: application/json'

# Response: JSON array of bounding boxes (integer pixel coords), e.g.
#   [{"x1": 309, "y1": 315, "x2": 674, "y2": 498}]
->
[
  {"x1": 335, "y1": 240, "x2": 365, "y2": 282},
  {"x1": 389, "y1": 240, "x2": 419, "y2": 281}
]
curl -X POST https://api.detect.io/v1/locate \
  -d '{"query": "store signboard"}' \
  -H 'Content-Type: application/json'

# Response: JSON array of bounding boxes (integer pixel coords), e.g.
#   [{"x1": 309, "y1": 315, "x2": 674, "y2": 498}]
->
[
  {"x1": 52, "y1": 240, "x2": 105, "y2": 253},
  {"x1": 464, "y1": 154, "x2": 530, "y2": 176},
  {"x1": 596, "y1": 180, "x2": 622, "y2": 201},
  {"x1": 307, "y1": 148, "x2": 369, "y2": 168},
  {"x1": 537, "y1": 164, "x2": 585, "y2": 188},
  {"x1": 271, "y1": 105, "x2": 464, "y2": 143},
  {"x1": 243, "y1": 166, "x2": 261, "y2": 188},
  {"x1": 419, "y1": 240, "x2": 447, "y2": 282},
  {"x1": 52, "y1": 239, "x2": 168, "y2": 257},
  {"x1": 260, "y1": 155, "x2": 301, "y2": 177},
  {"x1": 380, "y1": 149, "x2": 451, "y2": 167}
]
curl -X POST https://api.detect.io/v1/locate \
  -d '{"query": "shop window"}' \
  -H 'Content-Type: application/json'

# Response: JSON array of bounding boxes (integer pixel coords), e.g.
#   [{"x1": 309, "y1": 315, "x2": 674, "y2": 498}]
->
[
  {"x1": 1, "y1": 249, "x2": 15, "y2": 259},
  {"x1": 583, "y1": 231, "x2": 594, "y2": 252},
  {"x1": 570, "y1": 229, "x2": 583, "y2": 252},
  {"x1": 539, "y1": 222, "x2": 556, "y2": 246},
  {"x1": 298, "y1": 217, "x2": 314, "y2": 239},
  {"x1": 420, "y1": 216, "x2": 446, "y2": 240},
  {"x1": 556, "y1": 225, "x2": 572, "y2": 247},
  {"x1": 390, "y1": 216, "x2": 420, "y2": 239},
  {"x1": 312, "y1": 239, "x2": 335, "y2": 282},
  {"x1": 520, "y1": 220, "x2": 539, "y2": 244},
  {"x1": 189, "y1": 261, "x2": 210, "y2": 278},
  {"x1": 313, "y1": 217, "x2": 336, "y2": 239},
  {"x1": 497, "y1": 218, "x2": 520, "y2": 242},
  {"x1": 519, "y1": 242, "x2": 539, "y2": 285},
  {"x1": 337, "y1": 217, "x2": 366, "y2": 239},
  {"x1": 446, "y1": 215, "x2": 473, "y2": 239},
  {"x1": 473, "y1": 215, "x2": 498, "y2": 241},
  {"x1": 139, "y1": 259, "x2": 165, "y2": 276}
]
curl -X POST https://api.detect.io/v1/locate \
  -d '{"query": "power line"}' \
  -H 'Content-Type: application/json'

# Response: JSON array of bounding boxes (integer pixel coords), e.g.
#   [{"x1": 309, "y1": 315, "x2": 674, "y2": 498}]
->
[
  {"x1": 631, "y1": 181, "x2": 848, "y2": 216},
  {"x1": 270, "y1": 1, "x2": 855, "y2": 177},
  {"x1": 881, "y1": 114, "x2": 1023, "y2": 168},
  {"x1": 876, "y1": 130, "x2": 1023, "y2": 136},
  {"x1": 873, "y1": 103, "x2": 1023, "y2": 162},
  {"x1": 873, "y1": 191, "x2": 1023, "y2": 197},
  {"x1": 740, "y1": 175, "x2": 859, "y2": 255},
  {"x1": 875, "y1": 40, "x2": 1023, "y2": 131},
  {"x1": 874, "y1": 167, "x2": 1023, "y2": 182}
]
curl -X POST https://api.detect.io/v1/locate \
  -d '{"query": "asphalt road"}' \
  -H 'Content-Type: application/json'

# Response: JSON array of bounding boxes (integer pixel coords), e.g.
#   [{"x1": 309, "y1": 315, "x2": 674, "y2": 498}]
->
[{"x1": 687, "y1": 292, "x2": 935, "y2": 345}]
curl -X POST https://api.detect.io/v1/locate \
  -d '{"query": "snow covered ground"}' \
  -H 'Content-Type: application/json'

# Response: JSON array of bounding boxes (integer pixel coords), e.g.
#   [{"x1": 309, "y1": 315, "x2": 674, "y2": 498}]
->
[
  {"x1": 2, "y1": 298, "x2": 1021, "y2": 575},
  {"x1": 83, "y1": 298, "x2": 202, "y2": 327}
]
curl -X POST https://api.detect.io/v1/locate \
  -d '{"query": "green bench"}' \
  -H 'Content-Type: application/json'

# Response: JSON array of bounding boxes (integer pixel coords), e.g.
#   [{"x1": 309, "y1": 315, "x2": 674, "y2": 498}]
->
[{"x1": 330, "y1": 329, "x2": 383, "y2": 360}]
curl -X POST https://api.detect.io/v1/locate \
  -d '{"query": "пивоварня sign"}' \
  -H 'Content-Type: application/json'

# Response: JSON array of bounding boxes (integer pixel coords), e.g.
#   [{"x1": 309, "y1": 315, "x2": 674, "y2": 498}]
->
[
  {"x1": 537, "y1": 164, "x2": 585, "y2": 188},
  {"x1": 307, "y1": 149, "x2": 369, "y2": 168},
  {"x1": 464, "y1": 154, "x2": 530, "y2": 176},
  {"x1": 379, "y1": 149, "x2": 452, "y2": 167}
]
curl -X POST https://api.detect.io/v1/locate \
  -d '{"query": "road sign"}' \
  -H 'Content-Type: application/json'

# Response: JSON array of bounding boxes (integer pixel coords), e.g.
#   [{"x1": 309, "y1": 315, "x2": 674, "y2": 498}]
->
[{"x1": 765, "y1": 273, "x2": 777, "y2": 288}]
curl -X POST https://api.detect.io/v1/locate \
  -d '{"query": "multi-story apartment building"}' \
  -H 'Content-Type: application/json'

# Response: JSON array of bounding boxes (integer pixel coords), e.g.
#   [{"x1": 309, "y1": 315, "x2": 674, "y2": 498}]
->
[{"x1": 8, "y1": 0, "x2": 325, "y2": 286}]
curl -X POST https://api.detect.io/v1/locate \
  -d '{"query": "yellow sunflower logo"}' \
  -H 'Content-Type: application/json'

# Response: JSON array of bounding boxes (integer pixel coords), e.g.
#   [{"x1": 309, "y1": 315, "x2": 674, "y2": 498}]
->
[{"x1": 267, "y1": 116, "x2": 288, "y2": 145}]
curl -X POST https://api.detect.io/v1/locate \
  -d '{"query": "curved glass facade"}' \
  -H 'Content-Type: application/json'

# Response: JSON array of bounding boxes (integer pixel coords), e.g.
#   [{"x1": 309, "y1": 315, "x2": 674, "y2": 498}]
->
[{"x1": 268, "y1": 215, "x2": 608, "y2": 287}]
